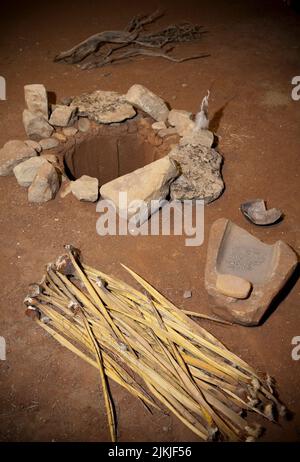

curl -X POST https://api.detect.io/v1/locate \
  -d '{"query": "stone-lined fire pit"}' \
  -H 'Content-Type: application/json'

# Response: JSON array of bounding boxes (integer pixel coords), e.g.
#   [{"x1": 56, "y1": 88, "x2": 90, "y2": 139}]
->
[
  {"x1": 0, "y1": 83, "x2": 224, "y2": 221},
  {"x1": 0, "y1": 82, "x2": 297, "y2": 329}
]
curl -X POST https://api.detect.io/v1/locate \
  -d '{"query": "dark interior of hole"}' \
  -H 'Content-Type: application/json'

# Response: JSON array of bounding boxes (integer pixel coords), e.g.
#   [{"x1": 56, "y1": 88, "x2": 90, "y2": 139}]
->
[{"x1": 64, "y1": 129, "x2": 159, "y2": 186}]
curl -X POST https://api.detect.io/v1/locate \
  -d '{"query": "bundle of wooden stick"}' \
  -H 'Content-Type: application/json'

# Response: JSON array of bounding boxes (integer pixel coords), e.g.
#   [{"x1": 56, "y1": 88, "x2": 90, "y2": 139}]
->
[
  {"x1": 24, "y1": 245, "x2": 285, "y2": 442},
  {"x1": 54, "y1": 10, "x2": 209, "y2": 69}
]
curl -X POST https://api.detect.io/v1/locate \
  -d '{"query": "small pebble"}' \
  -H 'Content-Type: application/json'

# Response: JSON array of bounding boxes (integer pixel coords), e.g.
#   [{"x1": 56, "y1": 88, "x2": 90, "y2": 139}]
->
[
  {"x1": 60, "y1": 97, "x2": 73, "y2": 106},
  {"x1": 39, "y1": 138, "x2": 59, "y2": 150},
  {"x1": 63, "y1": 127, "x2": 78, "y2": 137},
  {"x1": 158, "y1": 127, "x2": 178, "y2": 138},
  {"x1": 152, "y1": 121, "x2": 166, "y2": 131},
  {"x1": 216, "y1": 274, "x2": 252, "y2": 299},
  {"x1": 60, "y1": 182, "x2": 72, "y2": 199},
  {"x1": 53, "y1": 133, "x2": 67, "y2": 142},
  {"x1": 78, "y1": 118, "x2": 91, "y2": 133},
  {"x1": 183, "y1": 290, "x2": 192, "y2": 299}
]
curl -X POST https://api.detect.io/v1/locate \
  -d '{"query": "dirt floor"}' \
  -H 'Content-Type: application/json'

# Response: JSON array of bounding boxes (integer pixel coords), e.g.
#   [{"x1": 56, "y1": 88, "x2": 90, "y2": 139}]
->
[{"x1": 0, "y1": 0, "x2": 300, "y2": 442}]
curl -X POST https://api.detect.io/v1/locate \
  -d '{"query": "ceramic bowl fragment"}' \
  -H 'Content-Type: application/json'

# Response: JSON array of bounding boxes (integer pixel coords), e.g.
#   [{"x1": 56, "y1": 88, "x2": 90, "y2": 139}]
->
[{"x1": 240, "y1": 199, "x2": 282, "y2": 226}]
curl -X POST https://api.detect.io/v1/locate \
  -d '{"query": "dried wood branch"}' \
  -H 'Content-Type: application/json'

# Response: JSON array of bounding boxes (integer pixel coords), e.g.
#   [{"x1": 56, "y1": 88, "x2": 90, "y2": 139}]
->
[
  {"x1": 125, "y1": 9, "x2": 164, "y2": 33},
  {"x1": 81, "y1": 48, "x2": 209, "y2": 70},
  {"x1": 54, "y1": 11, "x2": 208, "y2": 68},
  {"x1": 54, "y1": 31, "x2": 136, "y2": 64}
]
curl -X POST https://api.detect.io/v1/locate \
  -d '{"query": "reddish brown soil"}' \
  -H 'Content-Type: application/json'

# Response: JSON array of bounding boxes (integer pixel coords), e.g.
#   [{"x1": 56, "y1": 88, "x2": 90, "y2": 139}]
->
[{"x1": 0, "y1": 0, "x2": 300, "y2": 442}]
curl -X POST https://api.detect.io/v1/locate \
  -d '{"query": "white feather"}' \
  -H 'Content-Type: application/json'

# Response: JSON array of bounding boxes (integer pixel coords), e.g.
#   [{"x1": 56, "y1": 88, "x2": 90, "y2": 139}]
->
[{"x1": 194, "y1": 90, "x2": 210, "y2": 131}]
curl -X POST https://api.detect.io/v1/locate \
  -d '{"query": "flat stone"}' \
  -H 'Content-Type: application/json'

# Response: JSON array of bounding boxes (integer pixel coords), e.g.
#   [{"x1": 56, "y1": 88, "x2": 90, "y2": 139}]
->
[
  {"x1": 152, "y1": 121, "x2": 167, "y2": 130},
  {"x1": 63, "y1": 127, "x2": 78, "y2": 137},
  {"x1": 24, "y1": 139, "x2": 42, "y2": 153},
  {"x1": 13, "y1": 156, "x2": 48, "y2": 187},
  {"x1": 23, "y1": 109, "x2": 54, "y2": 140},
  {"x1": 49, "y1": 105, "x2": 76, "y2": 127},
  {"x1": 0, "y1": 140, "x2": 37, "y2": 176},
  {"x1": 205, "y1": 218, "x2": 298, "y2": 326},
  {"x1": 126, "y1": 84, "x2": 169, "y2": 122},
  {"x1": 70, "y1": 90, "x2": 136, "y2": 124},
  {"x1": 158, "y1": 127, "x2": 178, "y2": 138},
  {"x1": 169, "y1": 143, "x2": 224, "y2": 203},
  {"x1": 100, "y1": 156, "x2": 178, "y2": 220},
  {"x1": 71, "y1": 175, "x2": 99, "y2": 202},
  {"x1": 39, "y1": 138, "x2": 59, "y2": 150},
  {"x1": 216, "y1": 274, "x2": 252, "y2": 299},
  {"x1": 24, "y1": 84, "x2": 49, "y2": 119},
  {"x1": 78, "y1": 117, "x2": 91, "y2": 132},
  {"x1": 168, "y1": 109, "x2": 195, "y2": 136},
  {"x1": 180, "y1": 130, "x2": 214, "y2": 148},
  {"x1": 28, "y1": 162, "x2": 60, "y2": 203}
]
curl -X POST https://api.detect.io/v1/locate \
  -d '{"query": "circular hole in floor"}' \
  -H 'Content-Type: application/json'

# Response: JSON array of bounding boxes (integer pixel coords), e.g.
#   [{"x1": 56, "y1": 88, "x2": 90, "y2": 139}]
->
[{"x1": 63, "y1": 116, "x2": 172, "y2": 186}]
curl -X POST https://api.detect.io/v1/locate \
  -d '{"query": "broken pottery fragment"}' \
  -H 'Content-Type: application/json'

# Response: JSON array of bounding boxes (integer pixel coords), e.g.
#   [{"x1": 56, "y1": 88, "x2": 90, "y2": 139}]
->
[
  {"x1": 205, "y1": 218, "x2": 298, "y2": 326},
  {"x1": 70, "y1": 90, "x2": 136, "y2": 124},
  {"x1": 240, "y1": 199, "x2": 283, "y2": 226},
  {"x1": 126, "y1": 84, "x2": 169, "y2": 122},
  {"x1": 0, "y1": 140, "x2": 37, "y2": 176},
  {"x1": 169, "y1": 142, "x2": 224, "y2": 203}
]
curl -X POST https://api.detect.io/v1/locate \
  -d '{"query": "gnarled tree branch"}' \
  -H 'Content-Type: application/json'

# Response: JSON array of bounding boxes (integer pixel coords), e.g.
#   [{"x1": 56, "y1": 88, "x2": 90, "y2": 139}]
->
[{"x1": 54, "y1": 11, "x2": 208, "y2": 68}]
